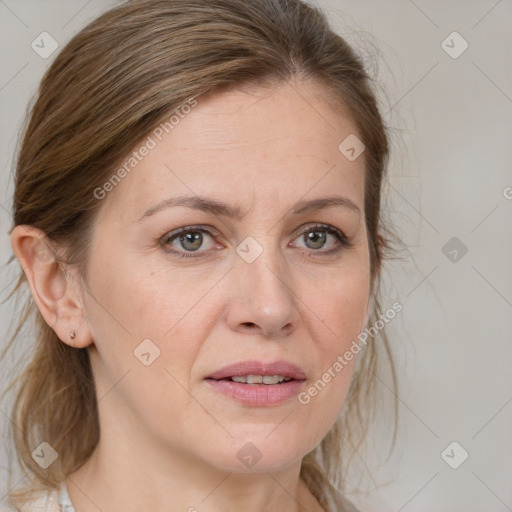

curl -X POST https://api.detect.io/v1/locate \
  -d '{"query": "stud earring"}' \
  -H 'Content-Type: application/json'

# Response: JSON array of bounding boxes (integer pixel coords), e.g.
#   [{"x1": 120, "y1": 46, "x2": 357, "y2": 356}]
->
[{"x1": 69, "y1": 330, "x2": 76, "y2": 340}]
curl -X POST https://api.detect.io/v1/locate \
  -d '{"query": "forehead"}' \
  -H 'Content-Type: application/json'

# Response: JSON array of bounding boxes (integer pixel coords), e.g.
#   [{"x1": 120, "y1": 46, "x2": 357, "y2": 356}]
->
[{"x1": 98, "y1": 80, "x2": 365, "y2": 220}]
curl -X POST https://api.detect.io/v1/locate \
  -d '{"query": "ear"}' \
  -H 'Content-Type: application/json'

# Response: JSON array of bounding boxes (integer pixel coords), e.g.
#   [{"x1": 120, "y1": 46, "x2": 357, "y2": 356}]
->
[{"x1": 10, "y1": 225, "x2": 93, "y2": 348}]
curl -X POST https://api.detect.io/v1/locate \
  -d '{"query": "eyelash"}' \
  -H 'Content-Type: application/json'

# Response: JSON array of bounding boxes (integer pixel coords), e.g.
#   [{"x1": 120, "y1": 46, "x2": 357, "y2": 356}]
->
[{"x1": 160, "y1": 223, "x2": 353, "y2": 260}]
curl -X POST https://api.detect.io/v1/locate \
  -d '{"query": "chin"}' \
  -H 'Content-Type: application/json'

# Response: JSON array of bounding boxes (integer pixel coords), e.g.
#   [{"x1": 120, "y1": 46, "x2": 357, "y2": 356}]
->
[{"x1": 202, "y1": 431, "x2": 314, "y2": 474}]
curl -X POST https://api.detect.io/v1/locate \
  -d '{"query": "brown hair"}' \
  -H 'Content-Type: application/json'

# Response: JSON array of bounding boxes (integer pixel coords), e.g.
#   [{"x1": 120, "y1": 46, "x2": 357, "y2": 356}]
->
[{"x1": 2, "y1": 0, "x2": 397, "y2": 506}]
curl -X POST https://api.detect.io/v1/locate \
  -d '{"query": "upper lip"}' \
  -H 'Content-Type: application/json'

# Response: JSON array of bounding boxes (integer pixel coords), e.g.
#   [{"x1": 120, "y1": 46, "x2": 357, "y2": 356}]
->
[{"x1": 206, "y1": 360, "x2": 307, "y2": 380}]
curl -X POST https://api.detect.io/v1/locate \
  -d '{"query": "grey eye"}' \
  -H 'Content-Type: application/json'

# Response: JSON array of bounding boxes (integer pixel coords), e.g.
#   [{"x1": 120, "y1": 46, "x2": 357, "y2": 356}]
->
[{"x1": 303, "y1": 230, "x2": 327, "y2": 250}]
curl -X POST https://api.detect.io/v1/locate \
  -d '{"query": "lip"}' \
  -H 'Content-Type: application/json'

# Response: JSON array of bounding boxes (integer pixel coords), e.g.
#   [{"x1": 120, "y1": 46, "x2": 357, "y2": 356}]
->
[
  {"x1": 204, "y1": 360, "x2": 306, "y2": 406},
  {"x1": 206, "y1": 360, "x2": 307, "y2": 381}
]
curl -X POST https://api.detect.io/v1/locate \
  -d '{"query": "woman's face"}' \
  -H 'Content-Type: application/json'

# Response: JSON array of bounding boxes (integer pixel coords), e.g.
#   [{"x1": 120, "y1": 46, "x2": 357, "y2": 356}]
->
[{"x1": 81, "y1": 80, "x2": 370, "y2": 472}]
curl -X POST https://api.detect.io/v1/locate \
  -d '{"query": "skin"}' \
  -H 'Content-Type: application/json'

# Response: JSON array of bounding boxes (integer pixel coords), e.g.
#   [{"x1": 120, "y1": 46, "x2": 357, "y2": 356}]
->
[{"x1": 12, "y1": 79, "x2": 371, "y2": 512}]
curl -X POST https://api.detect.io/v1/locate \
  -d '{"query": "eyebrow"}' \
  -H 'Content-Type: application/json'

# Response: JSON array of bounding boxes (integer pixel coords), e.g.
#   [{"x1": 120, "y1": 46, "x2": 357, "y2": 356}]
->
[{"x1": 137, "y1": 194, "x2": 361, "y2": 222}]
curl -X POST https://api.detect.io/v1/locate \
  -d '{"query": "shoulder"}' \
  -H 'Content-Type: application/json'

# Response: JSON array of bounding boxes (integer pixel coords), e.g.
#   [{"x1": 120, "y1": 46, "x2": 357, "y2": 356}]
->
[{"x1": 2, "y1": 487, "x2": 60, "y2": 512}]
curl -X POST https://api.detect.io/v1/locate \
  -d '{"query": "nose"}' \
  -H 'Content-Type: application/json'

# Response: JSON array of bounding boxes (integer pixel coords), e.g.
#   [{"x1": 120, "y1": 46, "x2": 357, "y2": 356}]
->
[{"x1": 224, "y1": 245, "x2": 299, "y2": 339}]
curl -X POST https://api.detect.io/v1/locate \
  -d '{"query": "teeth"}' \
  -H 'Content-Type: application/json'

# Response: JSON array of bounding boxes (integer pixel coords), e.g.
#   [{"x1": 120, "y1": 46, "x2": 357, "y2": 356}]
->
[{"x1": 230, "y1": 375, "x2": 291, "y2": 384}]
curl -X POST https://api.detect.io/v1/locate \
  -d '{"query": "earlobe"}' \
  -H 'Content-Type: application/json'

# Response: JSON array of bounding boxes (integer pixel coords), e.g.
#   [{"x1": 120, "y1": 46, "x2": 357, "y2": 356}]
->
[{"x1": 10, "y1": 225, "x2": 93, "y2": 348}]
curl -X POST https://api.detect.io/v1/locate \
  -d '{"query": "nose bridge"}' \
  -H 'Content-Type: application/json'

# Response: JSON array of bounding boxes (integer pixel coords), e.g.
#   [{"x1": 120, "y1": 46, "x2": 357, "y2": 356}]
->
[{"x1": 227, "y1": 234, "x2": 298, "y2": 337}]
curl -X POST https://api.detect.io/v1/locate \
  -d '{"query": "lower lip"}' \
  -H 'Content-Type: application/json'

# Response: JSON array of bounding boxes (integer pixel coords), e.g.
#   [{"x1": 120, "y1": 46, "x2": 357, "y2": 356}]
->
[{"x1": 205, "y1": 378, "x2": 305, "y2": 406}]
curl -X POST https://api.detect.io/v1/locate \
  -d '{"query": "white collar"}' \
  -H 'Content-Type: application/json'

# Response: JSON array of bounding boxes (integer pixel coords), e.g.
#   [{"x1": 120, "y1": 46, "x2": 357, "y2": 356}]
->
[{"x1": 58, "y1": 481, "x2": 76, "y2": 512}]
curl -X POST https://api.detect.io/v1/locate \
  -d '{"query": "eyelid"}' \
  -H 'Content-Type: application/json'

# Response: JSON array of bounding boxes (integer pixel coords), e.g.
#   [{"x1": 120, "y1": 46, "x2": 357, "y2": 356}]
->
[
  {"x1": 161, "y1": 224, "x2": 220, "y2": 240},
  {"x1": 159, "y1": 224, "x2": 219, "y2": 251},
  {"x1": 160, "y1": 222, "x2": 353, "y2": 259},
  {"x1": 292, "y1": 223, "x2": 353, "y2": 251}
]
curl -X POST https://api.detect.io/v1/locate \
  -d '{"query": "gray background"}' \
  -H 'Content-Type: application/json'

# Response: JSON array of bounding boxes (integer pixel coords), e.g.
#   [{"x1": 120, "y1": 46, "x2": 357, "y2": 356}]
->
[{"x1": 1, "y1": 1, "x2": 511, "y2": 510}]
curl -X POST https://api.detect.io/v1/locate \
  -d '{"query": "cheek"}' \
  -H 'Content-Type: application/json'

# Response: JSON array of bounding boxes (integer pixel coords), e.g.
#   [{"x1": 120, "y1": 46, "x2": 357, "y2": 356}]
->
[
  {"x1": 308, "y1": 262, "x2": 370, "y2": 348},
  {"x1": 328, "y1": 281, "x2": 369, "y2": 344},
  {"x1": 299, "y1": 262, "x2": 369, "y2": 411},
  {"x1": 83, "y1": 253, "x2": 209, "y2": 421},
  {"x1": 85, "y1": 247, "x2": 225, "y2": 379}
]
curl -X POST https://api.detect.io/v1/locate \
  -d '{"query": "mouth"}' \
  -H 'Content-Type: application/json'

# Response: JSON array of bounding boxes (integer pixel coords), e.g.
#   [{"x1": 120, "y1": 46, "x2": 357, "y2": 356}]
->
[
  {"x1": 205, "y1": 360, "x2": 306, "y2": 381},
  {"x1": 204, "y1": 361, "x2": 306, "y2": 406},
  {"x1": 212, "y1": 375, "x2": 295, "y2": 385}
]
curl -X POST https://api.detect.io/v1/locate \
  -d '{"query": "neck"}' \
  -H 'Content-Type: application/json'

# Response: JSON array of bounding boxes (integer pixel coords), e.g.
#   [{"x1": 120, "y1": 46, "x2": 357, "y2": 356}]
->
[{"x1": 66, "y1": 430, "x2": 323, "y2": 512}]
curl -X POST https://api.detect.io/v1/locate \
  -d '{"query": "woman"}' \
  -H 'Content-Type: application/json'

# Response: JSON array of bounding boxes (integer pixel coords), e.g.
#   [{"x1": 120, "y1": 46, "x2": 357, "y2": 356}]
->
[{"x1": 2, "y1": 0, "x2": 397, "y2": 510}]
